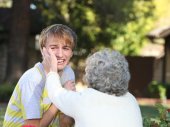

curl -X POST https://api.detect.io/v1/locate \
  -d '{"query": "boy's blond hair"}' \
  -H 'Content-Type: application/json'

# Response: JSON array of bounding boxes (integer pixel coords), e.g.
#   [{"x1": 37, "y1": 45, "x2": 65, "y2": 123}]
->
[{"x1": 39, "y1": 24, "x2": 77, "y2": 50}]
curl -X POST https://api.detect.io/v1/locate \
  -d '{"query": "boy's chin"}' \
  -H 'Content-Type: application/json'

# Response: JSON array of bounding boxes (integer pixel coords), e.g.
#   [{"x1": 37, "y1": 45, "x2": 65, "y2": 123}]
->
[{"x1": 57, "y1": 66, "x2": 66, "y2": 72}]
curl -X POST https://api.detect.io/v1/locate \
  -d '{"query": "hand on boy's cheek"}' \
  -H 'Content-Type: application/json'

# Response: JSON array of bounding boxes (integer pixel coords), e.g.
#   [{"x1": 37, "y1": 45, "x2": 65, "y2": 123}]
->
[{"x1": 64, "y1": 80, "x2": 76, "y2": 91}]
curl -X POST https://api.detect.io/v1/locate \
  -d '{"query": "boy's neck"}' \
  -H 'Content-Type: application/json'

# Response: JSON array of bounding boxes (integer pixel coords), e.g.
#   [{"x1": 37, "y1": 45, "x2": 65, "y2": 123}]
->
[{"x1": 58, "y1": 70, "x2": 63, "y2": 76}]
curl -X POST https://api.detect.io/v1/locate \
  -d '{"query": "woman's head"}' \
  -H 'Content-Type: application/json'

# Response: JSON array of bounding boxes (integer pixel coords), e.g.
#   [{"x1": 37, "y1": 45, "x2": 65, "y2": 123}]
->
[{"x1": 84, "y1": 49, "x2": 130, "y2": 96}]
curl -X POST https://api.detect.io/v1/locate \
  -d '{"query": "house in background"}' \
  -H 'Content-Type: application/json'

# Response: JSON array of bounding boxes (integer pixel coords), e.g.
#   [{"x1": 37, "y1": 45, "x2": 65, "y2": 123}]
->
[
  {"x1": 140, "y1": 42, "x2": 164, "y2": 82},
  {"x1": 128, "y1": 26, "x2": 170, "y2": 98},
  {"x1": 147, "y1": 26, "x2": 170, "y2": 84}
]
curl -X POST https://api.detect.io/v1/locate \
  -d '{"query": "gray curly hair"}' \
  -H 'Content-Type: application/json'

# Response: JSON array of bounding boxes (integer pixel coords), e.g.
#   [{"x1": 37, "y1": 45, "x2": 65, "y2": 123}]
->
[{"x1": 84, "y1": 49, "x2": 130, "y2": 96}]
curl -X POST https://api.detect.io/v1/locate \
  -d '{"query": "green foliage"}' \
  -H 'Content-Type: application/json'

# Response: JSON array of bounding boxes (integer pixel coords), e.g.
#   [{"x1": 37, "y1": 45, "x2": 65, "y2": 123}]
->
[
  {"x1": 0, "y1": 83, "x2": 15, "y2": 102},
  {"x1": 3, "y1": 0, "x2": 170, "y2": 59},
  {"x1": 0, "y1": 0, "x2": 12, "y2": 7},
  {"x1": 148, "y1": 81, "x2": 167, "y2": 100},
  {"x1": 143, "y1": 103, "x2": 170, "y2": 127},
  {"x1": 148, "y1": 81, "x2": 170, "y2": 100},
  {"x1": 107, "y1": 0, "x2": 155, "y2": 55},
  {"x1": 32, "y1": 0, "x2": 156, "y2": 57},
  {"x1": 153, "y1": 0, "x2": 170, "y2": 27}
]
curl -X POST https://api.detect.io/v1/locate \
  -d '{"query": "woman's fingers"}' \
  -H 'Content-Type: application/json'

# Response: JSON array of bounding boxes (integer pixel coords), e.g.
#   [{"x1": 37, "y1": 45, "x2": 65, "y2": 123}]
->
[
  {"x1": 64, "y1": 80, "x2": 76, "y2": 91},
  {"x1": 42, "y1": 47, "x2": 58, "y2": 73}
]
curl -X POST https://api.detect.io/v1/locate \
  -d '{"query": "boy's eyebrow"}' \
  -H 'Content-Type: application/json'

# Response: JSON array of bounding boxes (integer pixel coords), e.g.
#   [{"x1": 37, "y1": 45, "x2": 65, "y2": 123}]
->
[
  {"x1": 64, "y1": 45, "x2": 72, "y2": 49},
  {"x1": 49, "y1": 44, "x2": 58, "y2": 47},
  {"x1": 64, "y1": 45, "x2": 71, "y2": 47},
  {"x1": 49, "y1": 44, "x2": 71, "y2": 47}
]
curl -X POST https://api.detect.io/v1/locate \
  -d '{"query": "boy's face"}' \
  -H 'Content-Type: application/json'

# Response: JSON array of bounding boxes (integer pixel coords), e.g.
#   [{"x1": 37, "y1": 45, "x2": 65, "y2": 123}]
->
[{"x1": 45, "y1": 36, "x2": 73, "y2": 71}]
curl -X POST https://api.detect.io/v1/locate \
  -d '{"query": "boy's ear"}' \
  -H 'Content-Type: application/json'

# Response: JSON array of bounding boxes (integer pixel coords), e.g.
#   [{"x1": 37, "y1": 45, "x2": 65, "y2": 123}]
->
[
  {"x1": 71, "y1": 51, "x2": 73, "y2": 57},
  {"x1": 40, "y1": 48, "x2": 43, "y2": 56}
]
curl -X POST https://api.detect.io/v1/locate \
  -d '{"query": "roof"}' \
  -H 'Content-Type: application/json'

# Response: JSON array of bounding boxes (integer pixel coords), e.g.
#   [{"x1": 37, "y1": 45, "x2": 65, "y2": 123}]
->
[
  {"x1": 140, "y1": 43, "x2": 164, "y2": 57},
  {"x1": 147, "y1": 26, "x2": 170, "y2": 39}
]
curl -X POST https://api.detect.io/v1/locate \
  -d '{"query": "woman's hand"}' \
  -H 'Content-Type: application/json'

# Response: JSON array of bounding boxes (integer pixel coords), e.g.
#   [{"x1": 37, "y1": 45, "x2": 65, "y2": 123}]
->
[
  {"x1": 42, "y1": 47, "x2": 58, "y2": 73},
  {"x1": 64, "y1": 80, "x2": 76, "y2": 91}
]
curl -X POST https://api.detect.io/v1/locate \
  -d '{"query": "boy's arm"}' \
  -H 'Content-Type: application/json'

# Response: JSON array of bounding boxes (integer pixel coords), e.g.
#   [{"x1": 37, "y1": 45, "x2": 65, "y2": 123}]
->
[
  {"x1": 59, "y1": 113, "x2": 75, "y2": 127},
  {"x1": 24, "y1": 80, "x2": 76, "y2": 127},
  {"x1": 40, "y1": 104, "x2": 59, "y2": 127},
  {"x1": 24, "y1": 104, "x2": 59, "y2": 127}
]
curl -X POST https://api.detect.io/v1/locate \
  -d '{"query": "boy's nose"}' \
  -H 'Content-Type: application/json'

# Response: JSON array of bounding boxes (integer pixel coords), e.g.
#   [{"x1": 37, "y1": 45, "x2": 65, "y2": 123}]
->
[{"x1": 56, "y1": 49, "x2": 63, "y2": 57}]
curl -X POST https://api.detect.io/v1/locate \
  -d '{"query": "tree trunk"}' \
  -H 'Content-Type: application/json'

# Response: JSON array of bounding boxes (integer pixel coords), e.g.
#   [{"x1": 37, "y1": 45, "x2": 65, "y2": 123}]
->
[{"x1": 6, "y1": 0, "x2": 31, "y2": 84}]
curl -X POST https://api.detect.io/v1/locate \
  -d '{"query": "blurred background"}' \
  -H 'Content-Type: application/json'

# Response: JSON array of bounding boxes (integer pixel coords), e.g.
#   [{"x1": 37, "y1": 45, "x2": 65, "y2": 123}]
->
[{"x1": 0, "y1": 0, "x2": 170, "y2": 125}]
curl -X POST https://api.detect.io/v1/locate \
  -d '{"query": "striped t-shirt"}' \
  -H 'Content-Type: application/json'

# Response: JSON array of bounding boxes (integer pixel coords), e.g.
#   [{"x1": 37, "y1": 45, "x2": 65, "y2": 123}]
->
[{"x1": 3, "y1": 62, "x2": 75, "y2": 127}]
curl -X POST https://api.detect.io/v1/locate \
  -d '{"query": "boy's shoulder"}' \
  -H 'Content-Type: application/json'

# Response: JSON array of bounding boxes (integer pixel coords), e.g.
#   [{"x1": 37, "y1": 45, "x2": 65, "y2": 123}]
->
[
  {"x1": 18, "y1": 62, "x2": 45, "y2": 85},
  {"x1": 64, "y1": 65, "x2": 74, "y2": 73},
  {"x1": 60, "y1": 65, "x2": 75, "y2": 85}
]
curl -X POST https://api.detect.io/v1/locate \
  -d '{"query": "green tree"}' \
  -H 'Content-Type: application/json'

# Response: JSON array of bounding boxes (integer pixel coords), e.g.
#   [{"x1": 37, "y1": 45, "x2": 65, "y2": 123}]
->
[
  {"x1": 33, "y1": 0, "x2": 155, "y2": 56},
  {"x1": 94, "y1": 0, "x2": 155, "y2": 55},
  {"x1": 6, "y1": 0, "x2": 31, "y2": 83},
  {"x1": 30, "y1": 0, "x2": 156, "y2": 81},
  {"x1": 153, "y1": 0, "x2": 170, "y2": 27},
  {"x1": 0, "y1": 0, "x2": 12, "y2": 7},
  {"x1": 2, "y1": 0, "x2": 163, "y2": 83}
]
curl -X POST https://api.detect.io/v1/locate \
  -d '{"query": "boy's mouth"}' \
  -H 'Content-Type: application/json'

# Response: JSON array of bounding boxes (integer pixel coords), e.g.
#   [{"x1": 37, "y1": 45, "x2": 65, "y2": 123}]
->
[{"x1": 57, "y1": 59, "x2": 65, "y2": 64}]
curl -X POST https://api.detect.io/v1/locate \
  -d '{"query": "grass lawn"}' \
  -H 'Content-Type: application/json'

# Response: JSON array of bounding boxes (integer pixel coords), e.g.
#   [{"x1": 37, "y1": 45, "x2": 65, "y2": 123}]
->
[
  {"x1": 0, "y1": 103, "x2": 159, "y2": 126},
  {"x1": 140, "y1": 105, "x2": 158, "y2": 118}
]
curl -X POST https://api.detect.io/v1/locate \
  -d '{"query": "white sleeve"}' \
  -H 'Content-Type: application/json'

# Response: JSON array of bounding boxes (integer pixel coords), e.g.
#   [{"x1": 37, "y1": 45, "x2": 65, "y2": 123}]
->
[{"x1": 46, "y1": 72, "x2": 80, "y2": 117}]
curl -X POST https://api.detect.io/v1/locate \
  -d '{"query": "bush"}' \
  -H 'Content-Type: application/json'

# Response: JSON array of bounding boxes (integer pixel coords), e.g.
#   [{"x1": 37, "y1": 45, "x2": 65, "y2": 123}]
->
[
  {"x1": 143, "y1": 103, "x2": 170, "y2": 127},
  {"x1": 148, "y1": 81, "x2": 169, "y2": 100},
  {"x1": 0, "y1": 83, "x2": 15, "y2": 102},
  {"x1": 166, "y1": 85, "x2": 170, "y2": 99}
]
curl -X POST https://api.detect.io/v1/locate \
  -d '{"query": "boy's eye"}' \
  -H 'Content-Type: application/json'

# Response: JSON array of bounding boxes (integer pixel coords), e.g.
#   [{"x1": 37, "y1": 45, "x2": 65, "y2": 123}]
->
[
  {"x1": 63, "y1": 46, "x2": 71, "y2": 50},
  {"x1": 63, "y1": 47, "x2": 69, "y2": 50},
  {"x1": 50, "y1": 47, "x2": 57, "y2": 50}
]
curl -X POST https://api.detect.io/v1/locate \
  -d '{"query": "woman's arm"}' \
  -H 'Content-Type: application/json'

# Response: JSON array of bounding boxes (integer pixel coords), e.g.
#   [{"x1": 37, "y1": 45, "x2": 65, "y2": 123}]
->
[{"x1": 43, "y1": 47, "x2": 78, "y2": 118}]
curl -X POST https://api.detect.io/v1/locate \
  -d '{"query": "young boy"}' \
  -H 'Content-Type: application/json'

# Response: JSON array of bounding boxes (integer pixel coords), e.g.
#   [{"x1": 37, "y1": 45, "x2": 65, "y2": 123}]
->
[{"x1": 3, "y1": 24, "x2": 77, "y2": 127}]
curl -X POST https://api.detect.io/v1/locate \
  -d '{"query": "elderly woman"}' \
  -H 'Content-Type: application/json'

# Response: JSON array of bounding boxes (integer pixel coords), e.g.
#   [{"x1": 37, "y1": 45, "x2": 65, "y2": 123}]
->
[{"x1": 43, "y1": 48, "x2": 143, "y2": 127}]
